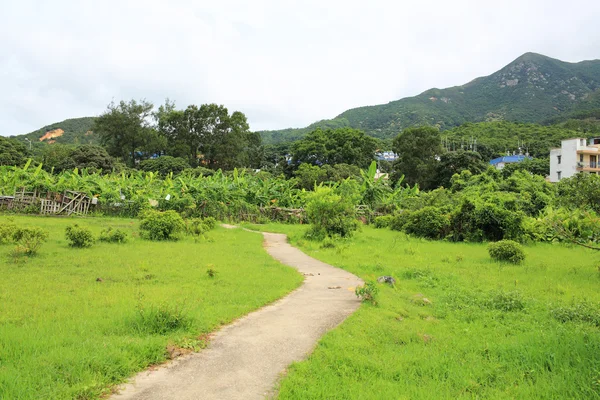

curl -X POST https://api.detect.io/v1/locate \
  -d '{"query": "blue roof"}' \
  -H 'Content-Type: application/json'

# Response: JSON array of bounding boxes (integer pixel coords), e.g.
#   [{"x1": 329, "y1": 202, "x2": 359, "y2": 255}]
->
[{"x1": 489, "y1": 155, "x2": 531, "y2": 165}]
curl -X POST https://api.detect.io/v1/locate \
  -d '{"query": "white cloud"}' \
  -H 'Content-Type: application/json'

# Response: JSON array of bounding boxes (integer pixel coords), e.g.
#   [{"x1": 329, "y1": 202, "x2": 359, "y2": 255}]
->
[{"x1": 1, "y1": 0, "x2": 600, "y2": 135}]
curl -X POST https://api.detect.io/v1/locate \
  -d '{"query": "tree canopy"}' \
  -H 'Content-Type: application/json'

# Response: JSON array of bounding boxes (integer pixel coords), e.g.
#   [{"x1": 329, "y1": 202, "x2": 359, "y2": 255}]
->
[
  {"x1": 0, "y1": 137, "x2": 28, "y2": 166},
  {"x1": 391, "y1": 126, "x2": 442, "y2": 189},
  {"x1": 94, "y1": 99, "x2": 161, "y2": 167},
  {"x1": 291, "y1": 128, "x2": 377, "y2": 168},
  {"x1": 156, "y1": 102, "x2": 260, "y2": 169}
]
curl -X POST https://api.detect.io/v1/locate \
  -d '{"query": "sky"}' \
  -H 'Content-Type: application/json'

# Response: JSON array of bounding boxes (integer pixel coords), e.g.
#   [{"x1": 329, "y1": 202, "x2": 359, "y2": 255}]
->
[{"x1": 1, "y1": 0, "x2": 600, "y2": 136}]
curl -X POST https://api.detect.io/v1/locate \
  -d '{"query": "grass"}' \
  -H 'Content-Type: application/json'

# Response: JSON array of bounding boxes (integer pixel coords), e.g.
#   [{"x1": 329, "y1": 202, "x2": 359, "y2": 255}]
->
[
  {"x1": 0, "y1": 215, "x2": 302, "y2": 399},
  {"x1": 246, "y1": 224, "x2": 600, "y2": 399}
]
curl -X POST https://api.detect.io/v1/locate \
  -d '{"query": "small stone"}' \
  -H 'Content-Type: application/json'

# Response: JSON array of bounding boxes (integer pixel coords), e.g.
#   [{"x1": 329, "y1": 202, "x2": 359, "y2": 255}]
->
[
  {"x1": 327, "y1": 286, "x2": 342, "y2": 289},
  {"x1": 96, "y1": 277, "x2": 103, "y2": 282}
]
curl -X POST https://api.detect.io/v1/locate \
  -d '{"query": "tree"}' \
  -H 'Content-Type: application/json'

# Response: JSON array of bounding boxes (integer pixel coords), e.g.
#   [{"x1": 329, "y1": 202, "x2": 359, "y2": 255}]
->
[
  {"x1": 501, "y1": 157, "x2": 549, "y2": 178},
  {"x1": 94, "y1": 99, "x2": 158, "y2": 167},
  {"x1": 291, "y1": 128, "x2": 378, "y2": 169},
  {"x1": 294, "y1": 163, "x2": 327, "y2": 190},
  {"x1": 556, "y1": 173, "x2": 600, "y2": 213},
  {"x1": 0, "y1": 137, "x2": 28, "y2": 166},
  {"x1": 391, "y1": 126, "x2": 442, "y2": 189},
  {"x1": 435, "y1": 150, "x2": 488, "y2": 188},
  {"x1": 40, "y1": 144, "x2": 74, "y2": 172},
  {"x1": 68, "y1": 145, "x2": 115, "y2": 172},
  {"x1": 157, "y1": 102, "x2": 257, "y2": 169},
  {"x1": 140, "y1": 156, "x2": 190, "y2": 176}
]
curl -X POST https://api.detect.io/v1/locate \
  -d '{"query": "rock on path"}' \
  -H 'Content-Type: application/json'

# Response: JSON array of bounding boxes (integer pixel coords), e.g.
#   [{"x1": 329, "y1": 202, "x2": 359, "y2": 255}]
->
[{"x1": 111, "y1": 230, "x2": 363, "y2": 400}]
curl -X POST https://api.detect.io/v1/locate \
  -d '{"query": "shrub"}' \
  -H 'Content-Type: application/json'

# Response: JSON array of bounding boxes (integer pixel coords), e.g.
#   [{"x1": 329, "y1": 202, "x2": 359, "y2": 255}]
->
[
  {"x1": 99, "y1": 227, "x2": 128, "y2": 243},
  {"x1": 373, "y1": 215, "x2": 393, "y2": 229},
  {"x1": 488, "y1": 240, "x2": 526, "y2": 264},
  {"x1": 202, "y1": 217, "x2": 217, "y2": 230},
  {"x1": 451, "y1": 198, "x2": 524, "y2": 242},
  {"x1": 355, "y1": 281, "x2": 379, "y2": 304},
  {"x1": 390, "y1": 211, "x2": 412, "y2": 231},
  {"x1": 12, "y1": 227, "x2": 49, "y2": 255},
  {"x1": 185, "y1": 217, "x2": 217, "y2": 236},
  {"x1": 0, "y1": 223, "x2": 17, "y2": 244},
  {"x1": 404, "y1": 207, "x2": 450, "y2": 239},
  {"x1": 65, "y1": 224, "x2": 95, "y2": 248},
  {"x1": 140, "y1": 210, "x2": 185, "y2": 241},
  {"x1": 186, "y1": 219, "x2": 209, "y2": 236},
  {"x1": 305, "y1": 187, "x2": 358, "y2": 239}
]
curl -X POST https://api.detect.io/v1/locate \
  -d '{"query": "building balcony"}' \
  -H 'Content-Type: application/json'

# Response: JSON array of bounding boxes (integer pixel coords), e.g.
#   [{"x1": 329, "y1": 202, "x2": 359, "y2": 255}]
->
[{"x1": 576, "y1": 162, "x2": 600, "y2": 171}]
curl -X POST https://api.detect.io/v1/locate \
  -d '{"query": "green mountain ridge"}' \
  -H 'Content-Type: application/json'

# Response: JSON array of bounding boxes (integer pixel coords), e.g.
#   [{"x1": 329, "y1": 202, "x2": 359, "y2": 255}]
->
[
  {"x1": 261, "y1": 52, "x2": 600, "y2": 143},
  {"x1": 11, "y1": 117, "x2": 98, "y2": 148},
  {"x1": 10, "y1": 53, "x2": 600, "y2": 148}
]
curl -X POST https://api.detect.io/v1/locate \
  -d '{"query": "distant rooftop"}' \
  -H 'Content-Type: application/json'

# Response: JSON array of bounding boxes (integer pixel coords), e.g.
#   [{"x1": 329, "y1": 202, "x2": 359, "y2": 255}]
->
[{"x1": 489, "y1": 155, "x2": 531, "y2": 165}]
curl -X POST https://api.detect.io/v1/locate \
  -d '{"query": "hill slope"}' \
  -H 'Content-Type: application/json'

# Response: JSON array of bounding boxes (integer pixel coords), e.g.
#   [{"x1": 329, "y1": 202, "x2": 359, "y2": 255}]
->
[
  {"x1": 262, "y1": 52, "x2": 600, "y2": 143},
  {"x1": 11, "y1": 117, "x2": 98, "y2": 147}
]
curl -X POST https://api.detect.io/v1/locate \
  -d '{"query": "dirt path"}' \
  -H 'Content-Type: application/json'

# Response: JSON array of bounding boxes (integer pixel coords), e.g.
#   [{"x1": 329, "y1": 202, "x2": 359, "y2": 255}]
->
[{"x1": 111, "y1": 229, "x2": 362, "y2": 400}]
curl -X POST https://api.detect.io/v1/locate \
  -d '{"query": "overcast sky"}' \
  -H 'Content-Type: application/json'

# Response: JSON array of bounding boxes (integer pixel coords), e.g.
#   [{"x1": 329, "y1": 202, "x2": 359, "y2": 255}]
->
[{"x1": 1, "y1": 0, "x2": 600, "y2": 136}]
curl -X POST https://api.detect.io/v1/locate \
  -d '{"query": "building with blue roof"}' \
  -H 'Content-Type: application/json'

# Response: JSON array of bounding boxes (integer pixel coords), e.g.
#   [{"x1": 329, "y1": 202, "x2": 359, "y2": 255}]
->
[{"x1": 489, "y1": 154, "x2": 531, "y2": 169}]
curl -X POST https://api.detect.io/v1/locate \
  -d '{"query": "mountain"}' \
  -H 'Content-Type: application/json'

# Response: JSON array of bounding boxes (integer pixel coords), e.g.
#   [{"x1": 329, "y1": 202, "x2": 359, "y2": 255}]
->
[
  {"x1": 262, "y1": 52, "x2": 600, "y2": 144},
  {"x1": 11, "y1": 117, "x2": 98, "y2": 148}
]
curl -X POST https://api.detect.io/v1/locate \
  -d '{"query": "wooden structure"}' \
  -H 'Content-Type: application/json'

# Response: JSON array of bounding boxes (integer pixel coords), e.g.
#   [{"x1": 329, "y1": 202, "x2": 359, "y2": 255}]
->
[
  {"x1": 0, "y1": 188, "x2": 94, "y2": 216},
  {"x1": 40, "y1": 191, "x2": 93, "y2": 216}
]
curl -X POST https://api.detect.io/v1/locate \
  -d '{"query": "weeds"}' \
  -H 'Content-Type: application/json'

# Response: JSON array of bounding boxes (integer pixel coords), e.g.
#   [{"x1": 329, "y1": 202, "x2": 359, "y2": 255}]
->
[
  {"x1": 552, "y1": 301, "x2": 600, "y2": 326},
  {"x1": 355, "y1": 281, "x2": 379, "y2": 304},
  {"x1": 132, "y1": 302, "x2": 192, "y2": 335}
]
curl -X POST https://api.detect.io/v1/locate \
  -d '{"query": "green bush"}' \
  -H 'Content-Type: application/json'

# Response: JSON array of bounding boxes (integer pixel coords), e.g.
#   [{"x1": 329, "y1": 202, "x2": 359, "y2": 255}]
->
[
  {"x1": 185, "y1": 218, "x2": 209, "y2": 236},
  {"x1": 355, "y1": 281, "x2": 379, "y2": 304},
  {"x1": 390, "y1": 211, "x2": 413, "y2": 231},
  {"x1": 12, "y1": 227, "x2": 49, "y2": 255},
  {"x1": 202, "y1": 217, "x2": 217, "y2": 230},
  {"x1": 65, "y1": 224, "x2": 95, "y2": 248},
  {"x1": 451, "y1": 199, "x2": 524, "y2": 242},
  {"x1": 0, "y1": 223, "x2": 17, "y2": 244},
  {"x1": 373, "y1": 215, "x2": 393, "y2": 229},
  {"x1": 140, "y1": 210, "x2": 185, "y2": 241},
  {"x1": 305, "y1": 187, "x2": 358, "y2": 239},
  {"x1": 487, "y1": 240, "x2": 526, "y2": 264},
  {"x1": 404, "y1": 207, "x2": 450, "y2": 239},
  {"x1": 99, "y1": 227, "x2": 128, "y2": 243}
]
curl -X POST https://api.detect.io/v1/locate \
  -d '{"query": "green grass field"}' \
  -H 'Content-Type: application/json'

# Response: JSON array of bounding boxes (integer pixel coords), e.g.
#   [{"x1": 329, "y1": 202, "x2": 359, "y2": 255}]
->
[
  {"x1": 245, "y1": 224, "x2": 600, "y2": 399},
  {"x1": 0, "y1": 216, "x2": 302, "y2": 399}
]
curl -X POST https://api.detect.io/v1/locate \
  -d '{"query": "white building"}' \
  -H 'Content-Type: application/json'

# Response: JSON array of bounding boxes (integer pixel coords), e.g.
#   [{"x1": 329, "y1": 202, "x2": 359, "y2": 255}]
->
[{"x1": 550, "y1": 138, "x2": 600, "y2": 182}]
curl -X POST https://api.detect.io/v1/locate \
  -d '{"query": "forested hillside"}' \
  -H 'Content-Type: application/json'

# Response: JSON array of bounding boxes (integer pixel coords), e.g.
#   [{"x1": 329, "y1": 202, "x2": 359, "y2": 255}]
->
[
  {"x1": 262, "y1": 53, "x2": 600, "y2": 143},
  {"x1": 10, "y1": 117, "x2": 98, "y2": 147}
]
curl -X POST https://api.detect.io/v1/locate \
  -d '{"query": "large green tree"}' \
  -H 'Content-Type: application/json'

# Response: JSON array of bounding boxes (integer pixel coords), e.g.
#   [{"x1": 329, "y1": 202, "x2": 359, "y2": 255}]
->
[
  {"x1": 291, "y1": 128, "x2": 377, "y2": 168},
  {"x1": 392, "y1": 126, "x2": 442, "y2": 189},
  {"x1": 157, "y1": 103, "x2": 258, "y2": 169},
  {"x1": 0, "y1": 137, "x2": 28, "y2": 166},
  {"x1": 94, "y1": 100, "x2": 162, "y2": 167},
  {"x1": 435, "y1": 150, "x2": 488, "y2": 188}
]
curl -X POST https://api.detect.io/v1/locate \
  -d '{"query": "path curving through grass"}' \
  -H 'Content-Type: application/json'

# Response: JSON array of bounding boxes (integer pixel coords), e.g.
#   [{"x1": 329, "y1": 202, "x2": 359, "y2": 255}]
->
[{"x1": 111, "y1": 229, "x2": 363, "y2": 400}]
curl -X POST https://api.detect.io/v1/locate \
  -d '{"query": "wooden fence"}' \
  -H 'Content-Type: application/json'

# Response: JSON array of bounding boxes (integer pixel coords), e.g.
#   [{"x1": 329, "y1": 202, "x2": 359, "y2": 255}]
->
[{"x1": 0, "y1": 189, "x2": 94, "y2": 216}]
